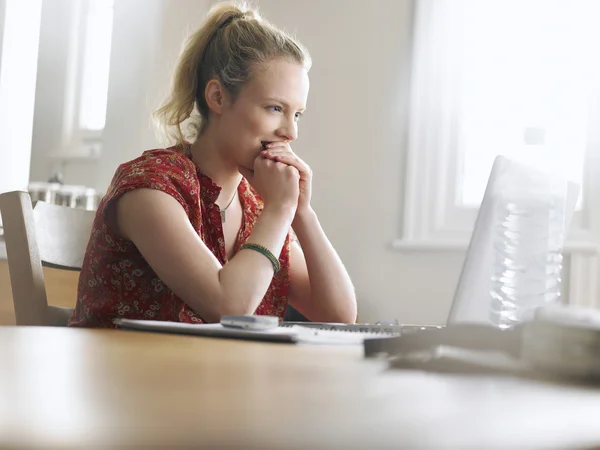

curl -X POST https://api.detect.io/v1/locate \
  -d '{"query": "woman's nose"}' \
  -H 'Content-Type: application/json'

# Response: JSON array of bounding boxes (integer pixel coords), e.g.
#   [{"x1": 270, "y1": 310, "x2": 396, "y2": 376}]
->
[{"x1": 276, "y1": 120, "x2": 298, "y2": 141}]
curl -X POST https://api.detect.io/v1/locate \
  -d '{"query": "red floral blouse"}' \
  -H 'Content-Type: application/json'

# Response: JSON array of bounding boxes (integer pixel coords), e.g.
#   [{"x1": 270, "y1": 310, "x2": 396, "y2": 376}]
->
[{"x1": 68, "y1": 146, "x2": 294, "y2": 327}]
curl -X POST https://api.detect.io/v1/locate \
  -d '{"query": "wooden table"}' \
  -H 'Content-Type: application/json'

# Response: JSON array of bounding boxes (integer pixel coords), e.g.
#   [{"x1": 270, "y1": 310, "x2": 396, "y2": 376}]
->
[{"x1": 1, "y1": 327, "x2": 600, "y2": 449}]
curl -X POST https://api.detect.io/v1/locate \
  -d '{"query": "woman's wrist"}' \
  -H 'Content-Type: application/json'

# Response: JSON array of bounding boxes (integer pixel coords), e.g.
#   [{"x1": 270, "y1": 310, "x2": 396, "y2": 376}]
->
[
  {"x1": 262, "y1": 202, "x2": 297, "y2": 222},
  {"x1": 292, "y1": 206, "x2": 317, "y2": 229}
]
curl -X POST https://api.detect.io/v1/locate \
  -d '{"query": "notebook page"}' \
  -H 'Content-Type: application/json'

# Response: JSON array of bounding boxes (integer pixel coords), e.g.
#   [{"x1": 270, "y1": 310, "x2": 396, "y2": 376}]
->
[{"x1": 113, "y1": 319, "x2": 397, "y2": 345}]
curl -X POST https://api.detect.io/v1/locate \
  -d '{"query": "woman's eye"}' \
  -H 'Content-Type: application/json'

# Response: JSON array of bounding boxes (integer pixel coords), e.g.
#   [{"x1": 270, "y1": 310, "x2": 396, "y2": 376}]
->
[
  {"x1": 269, "y1": 105, "x2": 283, "y2": 113},
  {"x1": 294, "y1": 112, "x2": 302, "y2": 121}
]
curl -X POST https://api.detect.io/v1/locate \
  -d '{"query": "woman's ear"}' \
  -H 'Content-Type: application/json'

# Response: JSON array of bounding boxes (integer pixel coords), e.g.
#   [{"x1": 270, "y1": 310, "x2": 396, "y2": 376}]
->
[{"x1": 204, "y1": 79, "x2": 226, "y2": 115}]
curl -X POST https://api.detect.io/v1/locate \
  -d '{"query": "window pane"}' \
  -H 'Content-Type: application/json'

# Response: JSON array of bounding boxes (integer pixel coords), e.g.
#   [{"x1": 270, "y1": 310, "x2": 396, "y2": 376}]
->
[
  {"x1": 78, "y1": 0, "x2": 115, "y2": 131},
  {"x1": 458, "y1": 0, "x2": 600, "y2": 208}
]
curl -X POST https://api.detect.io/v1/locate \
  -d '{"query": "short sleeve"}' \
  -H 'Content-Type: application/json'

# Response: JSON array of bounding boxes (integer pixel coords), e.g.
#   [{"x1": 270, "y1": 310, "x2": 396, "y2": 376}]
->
[{"x1": 100, "y1": 150, "x2": 198, "y2": 230}]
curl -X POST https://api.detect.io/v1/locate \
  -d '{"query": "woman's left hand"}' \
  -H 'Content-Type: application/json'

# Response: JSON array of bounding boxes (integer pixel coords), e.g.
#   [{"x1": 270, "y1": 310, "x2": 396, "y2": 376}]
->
[{"x1": 261, "y1": 142, "x2": 312, "y2": 214}]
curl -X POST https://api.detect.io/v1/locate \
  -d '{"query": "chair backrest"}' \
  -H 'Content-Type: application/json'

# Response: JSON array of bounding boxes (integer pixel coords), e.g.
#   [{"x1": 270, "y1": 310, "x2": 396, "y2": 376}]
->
[{"x1": 0, "y1": 190, "x2": 95, "y2": 326}]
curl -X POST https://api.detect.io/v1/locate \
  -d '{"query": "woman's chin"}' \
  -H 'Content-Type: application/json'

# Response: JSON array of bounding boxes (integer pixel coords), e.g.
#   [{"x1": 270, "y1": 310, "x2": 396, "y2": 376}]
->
[{"x1": 237, "y1": 164, "x2": 254, "y2": 174}]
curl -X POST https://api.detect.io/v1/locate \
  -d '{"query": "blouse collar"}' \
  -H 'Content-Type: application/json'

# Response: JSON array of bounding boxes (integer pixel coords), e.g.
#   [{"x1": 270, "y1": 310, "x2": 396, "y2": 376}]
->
[{"x1": 183, "y1": 143, "x2": 226, "y2": 205}]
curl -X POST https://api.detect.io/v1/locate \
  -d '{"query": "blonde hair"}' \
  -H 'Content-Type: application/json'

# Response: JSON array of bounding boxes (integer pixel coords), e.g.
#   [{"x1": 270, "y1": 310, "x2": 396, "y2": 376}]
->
[{"x1": 154, "y1": 1, "x2": 312, "y2": 148}]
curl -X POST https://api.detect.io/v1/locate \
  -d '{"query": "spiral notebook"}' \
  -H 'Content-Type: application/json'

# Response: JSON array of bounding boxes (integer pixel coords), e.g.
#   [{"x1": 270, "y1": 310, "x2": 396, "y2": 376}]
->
[
  {"x1": 113, "y1": 318, "x2": 395, "y2": 345},
  {"x1": 282, "y1": 321, "x2": 412, "y2": 334}
]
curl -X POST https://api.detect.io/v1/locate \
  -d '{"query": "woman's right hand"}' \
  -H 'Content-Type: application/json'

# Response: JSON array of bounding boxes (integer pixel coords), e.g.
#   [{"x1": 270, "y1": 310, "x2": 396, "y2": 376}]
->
[{"x1": 239, "y1": 156, "x2": 300, "y2": 210}]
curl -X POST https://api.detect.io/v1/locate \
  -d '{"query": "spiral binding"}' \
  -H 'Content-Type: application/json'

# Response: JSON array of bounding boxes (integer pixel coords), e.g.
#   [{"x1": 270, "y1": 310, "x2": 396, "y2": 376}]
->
[{"x1": 280, "y1": 322, "x2": 442, "y2": 336}]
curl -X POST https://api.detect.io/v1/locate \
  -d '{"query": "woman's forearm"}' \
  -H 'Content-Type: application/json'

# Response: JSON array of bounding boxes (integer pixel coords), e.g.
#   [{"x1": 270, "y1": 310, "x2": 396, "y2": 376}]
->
[
  {"x1": 292, "y1": 208, "x2": 357, "y2": 323},
  {"x1": 218, "y1": 204, "x2": 296, "y2": 316}
]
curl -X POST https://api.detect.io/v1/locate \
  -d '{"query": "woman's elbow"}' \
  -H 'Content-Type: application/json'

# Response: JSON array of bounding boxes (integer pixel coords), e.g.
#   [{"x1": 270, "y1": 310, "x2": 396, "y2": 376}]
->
[
  {"x1": 341, "y1": 295, "x2": 358, "y2": 323},
  {"x1": 342, "y1": 307, "x2": 358, "y2": 324},
  {"x1": 184, "y1": 293, "x2": 257, "y2": 323},
  {"x1": 210, "y1": 293, "x2": 261, "y2": 321}
]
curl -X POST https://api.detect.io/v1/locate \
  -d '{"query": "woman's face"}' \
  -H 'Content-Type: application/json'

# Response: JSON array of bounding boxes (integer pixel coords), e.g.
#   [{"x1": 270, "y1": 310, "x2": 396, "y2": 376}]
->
[{"x1": 216, "y1": 59, "x2": 309, "y2": 170}]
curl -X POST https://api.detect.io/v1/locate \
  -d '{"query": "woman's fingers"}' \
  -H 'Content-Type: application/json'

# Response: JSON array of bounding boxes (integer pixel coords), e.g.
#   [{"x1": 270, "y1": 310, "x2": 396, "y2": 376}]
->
[
  {"x1": 263, "y1": 151, "x2": 308, "y2": 174},
  {"x1": 260, "y1": 143, "x2": 312, "y2": 180},
  {"x1": 261, "y1": 145, "x2": 304, "y2": 164}
]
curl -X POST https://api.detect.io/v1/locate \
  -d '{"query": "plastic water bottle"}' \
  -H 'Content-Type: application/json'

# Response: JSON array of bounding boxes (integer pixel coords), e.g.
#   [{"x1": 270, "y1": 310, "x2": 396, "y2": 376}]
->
[{"x1": 489, "y1": 196, "x2": 565, "y2": 329}]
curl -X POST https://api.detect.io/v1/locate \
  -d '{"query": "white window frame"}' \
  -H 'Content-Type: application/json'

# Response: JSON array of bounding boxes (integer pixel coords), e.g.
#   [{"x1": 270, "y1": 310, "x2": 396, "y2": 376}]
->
[{"x1": 393, "y1": 0, "x2": 600, "y2": 308}]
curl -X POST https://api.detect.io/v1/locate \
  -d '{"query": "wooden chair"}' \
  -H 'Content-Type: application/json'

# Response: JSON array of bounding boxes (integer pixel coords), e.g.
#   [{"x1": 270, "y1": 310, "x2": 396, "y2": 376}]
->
[{"x1": 0, "y1": 190, "x2": 94, "y2": 326}]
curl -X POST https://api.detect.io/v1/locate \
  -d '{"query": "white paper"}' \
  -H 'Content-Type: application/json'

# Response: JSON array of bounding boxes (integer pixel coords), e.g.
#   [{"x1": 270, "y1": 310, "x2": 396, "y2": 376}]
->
[{"x1": 114, "y1": 319, "x2": 381, "y2": 346}]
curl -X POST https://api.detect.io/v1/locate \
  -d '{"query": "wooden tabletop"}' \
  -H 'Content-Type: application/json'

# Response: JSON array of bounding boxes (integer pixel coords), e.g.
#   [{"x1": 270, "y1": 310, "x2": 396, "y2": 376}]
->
[{"x1": 1, "y1": 326, "x2": 600, "y2": 449}]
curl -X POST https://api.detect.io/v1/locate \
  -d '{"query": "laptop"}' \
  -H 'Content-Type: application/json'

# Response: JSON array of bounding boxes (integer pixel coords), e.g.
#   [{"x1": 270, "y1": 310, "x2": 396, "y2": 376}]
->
[{"x1": 284, "y1": 155, "x2": 580, "y2": 336}]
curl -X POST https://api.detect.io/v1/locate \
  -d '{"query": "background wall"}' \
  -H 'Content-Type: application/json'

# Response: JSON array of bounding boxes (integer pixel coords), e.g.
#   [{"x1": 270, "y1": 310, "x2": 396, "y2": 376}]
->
[
  {"x1": 0, "y1": 0, "x2": 42, "y2": 194},
  {"x1": 29, "y1": 0, "x2": 75, "y2": 184},
  {"x1": 28, "y1": 0, "x2": 467, "y2": 324}
]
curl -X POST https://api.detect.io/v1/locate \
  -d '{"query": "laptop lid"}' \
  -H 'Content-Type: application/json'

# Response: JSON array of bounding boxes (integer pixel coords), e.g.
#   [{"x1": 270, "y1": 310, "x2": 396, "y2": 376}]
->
[{"x1": 446, "y1": 155, "x2": 580, "y2": 326}]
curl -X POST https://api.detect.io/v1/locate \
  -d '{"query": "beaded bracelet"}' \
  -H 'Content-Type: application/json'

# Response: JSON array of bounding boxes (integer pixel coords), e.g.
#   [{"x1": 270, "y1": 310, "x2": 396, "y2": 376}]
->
[{"x1": 239, "y1": 243, "x2": 281, "y2": 274}]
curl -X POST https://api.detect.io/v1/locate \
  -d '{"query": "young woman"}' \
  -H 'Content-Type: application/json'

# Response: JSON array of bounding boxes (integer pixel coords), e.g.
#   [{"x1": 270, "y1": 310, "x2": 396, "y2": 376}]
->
[{"x1": 68, "y1": 1, "x2": 357, "y2": 327}]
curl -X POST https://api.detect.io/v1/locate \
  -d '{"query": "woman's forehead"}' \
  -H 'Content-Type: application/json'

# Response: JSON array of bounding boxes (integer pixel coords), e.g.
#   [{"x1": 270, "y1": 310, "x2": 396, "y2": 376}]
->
[{"x1": 244, "y1": 60, "x2": 309, "y2": 106}]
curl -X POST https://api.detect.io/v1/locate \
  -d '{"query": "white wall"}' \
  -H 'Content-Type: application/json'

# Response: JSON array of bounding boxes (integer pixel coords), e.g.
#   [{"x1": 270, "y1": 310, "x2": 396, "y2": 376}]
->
[{"x1": 30, "y1": 0, "x2": 77, "y2": 184}]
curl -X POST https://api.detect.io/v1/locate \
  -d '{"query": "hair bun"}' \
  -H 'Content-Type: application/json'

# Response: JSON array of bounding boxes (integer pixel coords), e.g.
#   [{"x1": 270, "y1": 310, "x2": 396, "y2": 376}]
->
[{"x1": 218, "y1": 12, "x2": 251, "y2": 30}]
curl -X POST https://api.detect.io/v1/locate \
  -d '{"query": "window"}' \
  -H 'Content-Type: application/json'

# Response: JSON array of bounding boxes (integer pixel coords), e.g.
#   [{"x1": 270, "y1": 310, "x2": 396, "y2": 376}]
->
[
  {"x1": 0, "y1": 0, "x2": 43, "y2": 193},
  {"x1": 396, "y1": 0, "x2": 600, "y2": 307},
  {"x1": 66, "y1": 0, "x2": 115, "y2": 153},
  {"x1": 458, "y1": 1, "x2": 597, "y2": 210},
  {"x1": 78, "y1": 0, "x2": 115, "y2": 132}
]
